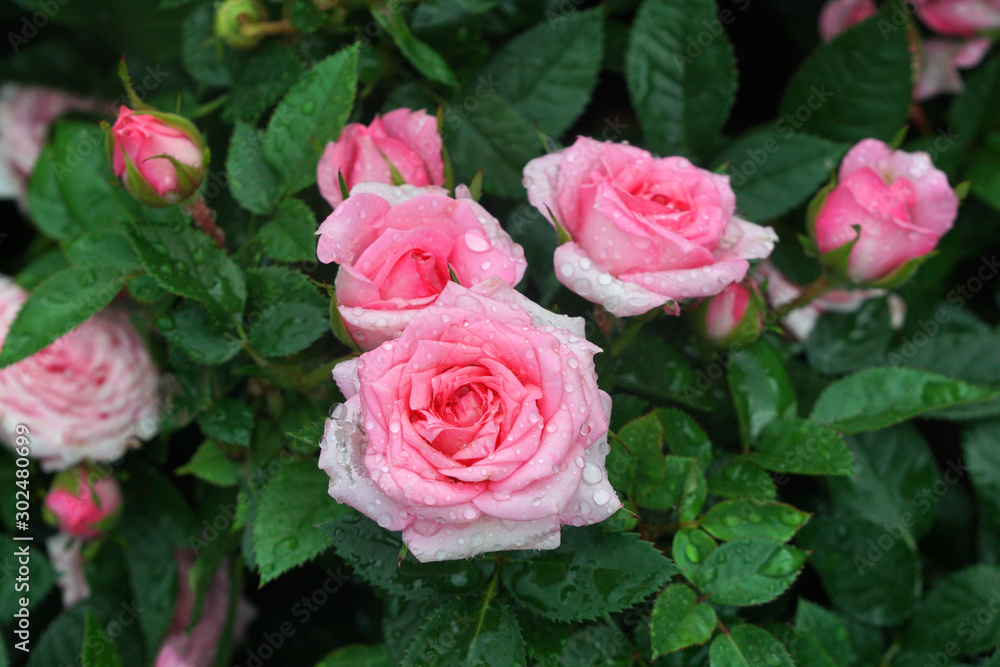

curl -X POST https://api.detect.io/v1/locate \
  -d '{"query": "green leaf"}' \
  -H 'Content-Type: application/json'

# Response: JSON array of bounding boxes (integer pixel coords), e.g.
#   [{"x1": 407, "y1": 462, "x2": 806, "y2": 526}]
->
[
  {"x1": 400, "y1": 597, "x2": 524, "y2": 667},
  {"x1": 63, "y1": 231, "x2": 140, "y2": 271},
  {"x1": 244, "y1": 266, "x2": 329, "y2": 357},
  {"x1": 515, "y1": 610, "x2": 570, "y2": 667},
  {"x1": 227, "y1": 122, "x2": 281, "y2": 215},
  {"x1": 804, "y1": 298, "x2": 893, "y2": 375},
  {"x1": 967, "y1": 131, "x2": 1000, "y2": 212},
  {"x1": 198, "y1": 398, "x2": 254, "y2": 446},
  {"x1": 797, "y1": 515, "x2": 920, "y2": 626},
  {"x1": 672, "y1": 528, "x2": 718, "y2": 582},
  {"x1": 709, "y1": 625, "x2": 794, "y2": 667},
  {"x1": 317, "y1": 512, "x2": 488, "y2": 600},
  {"x1": 658, "y1": 407, "x2": 713, "y2": 471},
  {"x1": 949, "y1": 51, "x2": 1000, "y2": 139},
  {"x1": 372, "y1": 4, "x2": 458, "y2": 88},
  {"x1": 964, "y1": 419, "x2": 1000, "y2": 526},
  {"x1": 0, "y1": 265, "x2": 127, "y2": 369},
  {"x1": 777, "y1": 2, "x2": 913, "y2": 143},
  {"x1": 611, "y1": 332, "x2": 714, "y2": 411},
  {"x1": 701, "y1": 499, "x2": 810, "y2": 542},
  {"x1": 315, "y1": 644, "x2": 393, "y2": 667},
  {"x1": 177, "y1": 440, "x2": 241, "y2": 486},
  {"x1": 257, "y1": 199, "x2": 318, "y2": 263},
  {"x1": 560, "y1": 624, "x2": 631, "y2": 666},
  {"x1": 443, "y1": 94, "x2": 540, "y2": 199},
  {"x1": 253, "y1": 459, "x2": 344, "y2": 584},
  {"x1": 180, "y1": 3, "x2": 231, "y2": 86},
  {"x1": 626, "y1": 0, "x2": 738, "y2": 160},
  {"x1": 706, "y1": 460, "x2": 776, "y2": 501},
  {"x1": 81, "y1": 610, "x2": 122, "y2": 667},
  {"x1": 264, "y1": 46, "x2": 359, "y2": 196},
  {"x1": 14, "y1": 248, "x2": 70, "y2": 291},
  {"x1": 714, "y1": 128, "x2": 847, "y2": 221},
  {"x1": 126, "y1": 212, "x2": 247, "y2": 327},
  {"x1": 750, "y1": 419, "x2": 854, "y2": 476},
  {"x1": 479, "y1": 8, "x2": 604, "y2": 137},
  {"x1": 788, "y1": 599, "x2": 852, "y2": 667},
  {"x1": 28, "y1": 607, "x2": 88, "y2": 667},
  {"x1": 650, "y1": 584, "x2": 718, "y2": 657},
  {"x1": 224, "y1": 43, "x2": 307, "y2": 124},
  {"x1": 828, "y1": 424, "x2": 940, "y2": 540},
  {"x1": 286, "y1": 418, "x2": 326, "y2": 453},
  {"x1": 26, "y1": 140, "x2": 76, "y2": 241},
  {"x1": 728, "y1": 340, "x2": 797, "y2": 445},
  {"x1": 157, "y1": 302, "x2": 243, "y2": 365},
  {"x1": 810, "y1": 367, "x2": 1000, "y2": 434},
  {"x1": 899, "y1": 566, "x2": 1000, "y2": 659},
  {"x1": 501, "y1": 527, "x2": 677, "y2": 621},
  {"x1": 694, "y1": 537, "x2": 806, "y2": 607},
  {"x1": 290, "y1": 0, "x2": 325, "y2": 32}
]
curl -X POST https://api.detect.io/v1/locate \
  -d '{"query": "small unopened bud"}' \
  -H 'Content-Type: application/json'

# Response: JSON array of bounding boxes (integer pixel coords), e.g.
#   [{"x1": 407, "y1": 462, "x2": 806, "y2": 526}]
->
[
  {"x1": 44, "y1": 465, "x2": 122, "y2": 539},
  {"x1": 693, "y1": 281, "x2": 764, "y2": 348},
  {"x1": 215, "y1": 0, "x2": 270, "y2": 49}
]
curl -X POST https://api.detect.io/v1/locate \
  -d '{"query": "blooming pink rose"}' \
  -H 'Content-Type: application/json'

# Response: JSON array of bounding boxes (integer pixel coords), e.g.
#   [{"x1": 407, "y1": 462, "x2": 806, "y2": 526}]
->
[
  {"x1": 757, "y1": 261, "x2": 906, "y2": 341},
  {"x1": 317, "y1": 108, "x2": 445, "y2": 209},
  {"x1": 0, "y1": 85, "x2": 98, "y2": 209},
  {"x1": 818, "y1": 0, "x2": 877, "y2": 41},
  {"x1": 0, "y1": 276, "x2": 161, "y2": 471},
  {"x1": 46, "y1": 533, "x2": 91, "y2": 608},
  {"x1": 695, "y1": 282, "x2": 764, "y2": 347},
  {"x1": 316, "y1": 183, "x2": 527, "y2": 350},
  {"x1": 111, "y1": 106, "x2": 206, "y2": 206},
  {"x1": 155, "y1": 551, "x2": 255, "y2": 667},
  {"x1": 915, "y1": 37, "x2": 992, "y2": 99},
  {"x1": 522, "y1": 137, "x2": 777, "y2": 317},
  {"x1": 44, "y1": 465, "x2": 122, "y2": 539},
  {"x1": 319, "y1": 279, "x2": 621, "y2": 562},
  {"x1": 916, "y1": 0, "x2": 1000, "y2": 37},
  {"x1": 813, "y1": 139, "x2": 958, "y2": 284}
]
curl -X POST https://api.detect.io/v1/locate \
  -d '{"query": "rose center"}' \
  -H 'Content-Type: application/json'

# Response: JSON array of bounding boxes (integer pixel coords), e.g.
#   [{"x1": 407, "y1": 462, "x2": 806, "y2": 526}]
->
[{"x1": 379, "y1": 247, "x2": 448, "y2": 301}]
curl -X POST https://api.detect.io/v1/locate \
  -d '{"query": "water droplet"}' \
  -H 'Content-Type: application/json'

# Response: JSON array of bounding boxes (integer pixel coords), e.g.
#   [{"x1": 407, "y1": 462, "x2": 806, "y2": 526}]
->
[
  {"x1": 302, "y1": 101, "x2": 315, "y2": 114},
  {"x1": 582, "y1": 462, "x2": 603, "y2": 485}
]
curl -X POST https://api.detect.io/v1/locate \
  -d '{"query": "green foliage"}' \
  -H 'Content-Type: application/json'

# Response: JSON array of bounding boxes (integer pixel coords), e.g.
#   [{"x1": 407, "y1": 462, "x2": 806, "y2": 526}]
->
[
  {"x1": 728, "y1": 340, "x2": 798, "y2": 445},
  {"x1": 650, "y1": 584, "x2": 717, "y2": 657},
  {"x1": 709, "y1": 625, "x2": 794, "y2": 667},
  {"x1": 700, "y1": 499, "x2": 810, "y2": 542},
  {"x1": 257, "y1": 198, "x2": 318, "y2": 263},
  {"x1": 693, "y1": 537, "x2": 806, "y2": 607},
  {"x1": 81, "y1": 610, "x2": 123, "y2": 667},
  {"x1": 401, "y1": 596, "x2": 524, "y2": 667}
]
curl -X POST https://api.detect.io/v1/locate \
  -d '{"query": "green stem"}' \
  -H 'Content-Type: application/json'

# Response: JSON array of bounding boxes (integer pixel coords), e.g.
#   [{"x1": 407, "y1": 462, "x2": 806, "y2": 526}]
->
[
  {"x1": 773, "y1": 274, "x2": 836, "y2": 318},
  {"x1": 191, "y1": 94, "x2": 229, "y2": 119}
]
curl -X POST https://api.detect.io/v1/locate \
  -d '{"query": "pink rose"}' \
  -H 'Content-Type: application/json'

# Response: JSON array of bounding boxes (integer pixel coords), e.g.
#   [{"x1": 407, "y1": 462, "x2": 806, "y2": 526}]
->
[
  {"x1": 110, "y1": 106, "x2": 206, "y2": 207},
  {"x1": 916, "y1": 0, "x2": 1000, "y2": 37},
  {"x1": 44, "y1": 465, "x2": 122, "y2": 539},
  {"x1": 0, "y1": 85, "x2": 98, "y2": 209},
  {"x1": 818, "y1": 0, "x2": 877, "y2": 41},
  {"x1": 813, "y1": 139, "x2": 958, "y2": 284},
  {"x1": 319, "y1": 279, "x2": 621, "y2": 562},
  {"x1": 46, "y1": 533, "x2": 91, "y2": 608},
  {"x1": 522, "y1": 137, "x2": 777, "y2": 318},
  {"x1": 757, "y1": 261, "x2": 906, "y2": 341},
  {"x1": 694, "y1": 282, "x2": 764, "y2": 347},
  {"x1": 0, "y1": 276, "x2": 162, "y2": 471},
  {"x1": 317, "y1": 108, "x2": 445, "y2": 209},
  {"x1": 155, "y1": 551, "x2": 255, "y2": 667},
  {"x1": 316, "y1": 183, "x2": 527, "y2": 350},
  {"x1": 915, "y1": 37, "x2": 992, "y2": 100}
]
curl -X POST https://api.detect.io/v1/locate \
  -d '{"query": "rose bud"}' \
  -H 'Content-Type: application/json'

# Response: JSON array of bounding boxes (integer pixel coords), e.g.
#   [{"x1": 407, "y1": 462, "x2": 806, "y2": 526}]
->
[
  {"x1": 0, "y1": 275, "x2": 162, "y2": 471},
  {"x1": 811, "y1": 139, "x2": 959, "y2": 287},
  {"x1": 108, "y1": 106, "x2": 208, "y2": 207},
  {"x1": 818, "y1": 0, "x2": 876, "y2": 41},
  {"x1": 522, "y1": 137, "x2": 777, "y2": 318},
  {"x1": 916, "y1": 0, "x2": 1000, "y2": 37},
  {"x1": 155, "y1": 551, "x2": 255, "y2": 667},
  {"x1": 319, "y1": 278, "x2": 621, "y2": 562},
  {"x1": 46, "y1": 533, "x2": 91, "y2": 608},
  {"x1": 43, "y1": 465, "x2": 122, "y2": 539},
  {"x1": 214, "y1": 0, "x2": 270, "y2": 50},
  {"x1": 693, "y1": 281, "x2": 765, "y2": 348},
  {"x1": 316, "y1": 183, "x2": 527, "y2": 350},
  {"x1": 757, "y1": 261, "x2": 906, "y2": 341},
  {"x1": 0, "y1": 85, "x2": 98, "y2": 210},
  {"x1": 317, "y1": 108, "x2": 445, "y2": 209}
]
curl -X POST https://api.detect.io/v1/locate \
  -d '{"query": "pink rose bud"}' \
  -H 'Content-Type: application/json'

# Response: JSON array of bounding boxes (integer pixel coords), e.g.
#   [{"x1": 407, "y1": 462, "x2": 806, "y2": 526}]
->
[
  {"x1": 317, "y1": 108, "x2": 445, "y2": 209},
  {"x1": 319, "y1": 278, "x2": 621, "y2": 562},
  {"x1": 155, "y1": 551, "x2": 255, "y2": 667},
  {"x1": 694, "y1": 282, "x2": 764, "y2": 347},
  {"x1": 818, "y1": 0, "x2": 877, "y2": 41},
  {"x1": 0, "y1": 275, "x2": 162, "y2": 471},
  {"x1": 523, "y1": 137, "x2": 777, "y2": 318},
  {"x1": 916, "y1": 0, "x2": 1000, "y2": 37},
  {"x1": 44, "y1": 465, "x2": 122, "y2": 539},
  {"x1": 109, "y1": 106, "x2": 207, "y2": 207},
  {"x1": 316, "y1": 183, "x2": 527, "y2": 350},
  {"x1": 915, "y1": 37, "x2": 992, "y2": 100},
  {"x1": 0, "y1": 85, "x2": 98, "y2": 210},
  {"x1": 757, "y1": 261, "x2": 906, "y2": 341},
  {"x1": 811, "y1": 139, "x2": 959, "y2": 286}
]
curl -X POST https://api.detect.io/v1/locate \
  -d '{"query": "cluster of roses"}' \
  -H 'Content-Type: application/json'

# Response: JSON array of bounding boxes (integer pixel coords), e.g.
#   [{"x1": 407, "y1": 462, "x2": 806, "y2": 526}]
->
[{"x1": 306, "y1": 106, "x2": 959, "y2": 561}]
